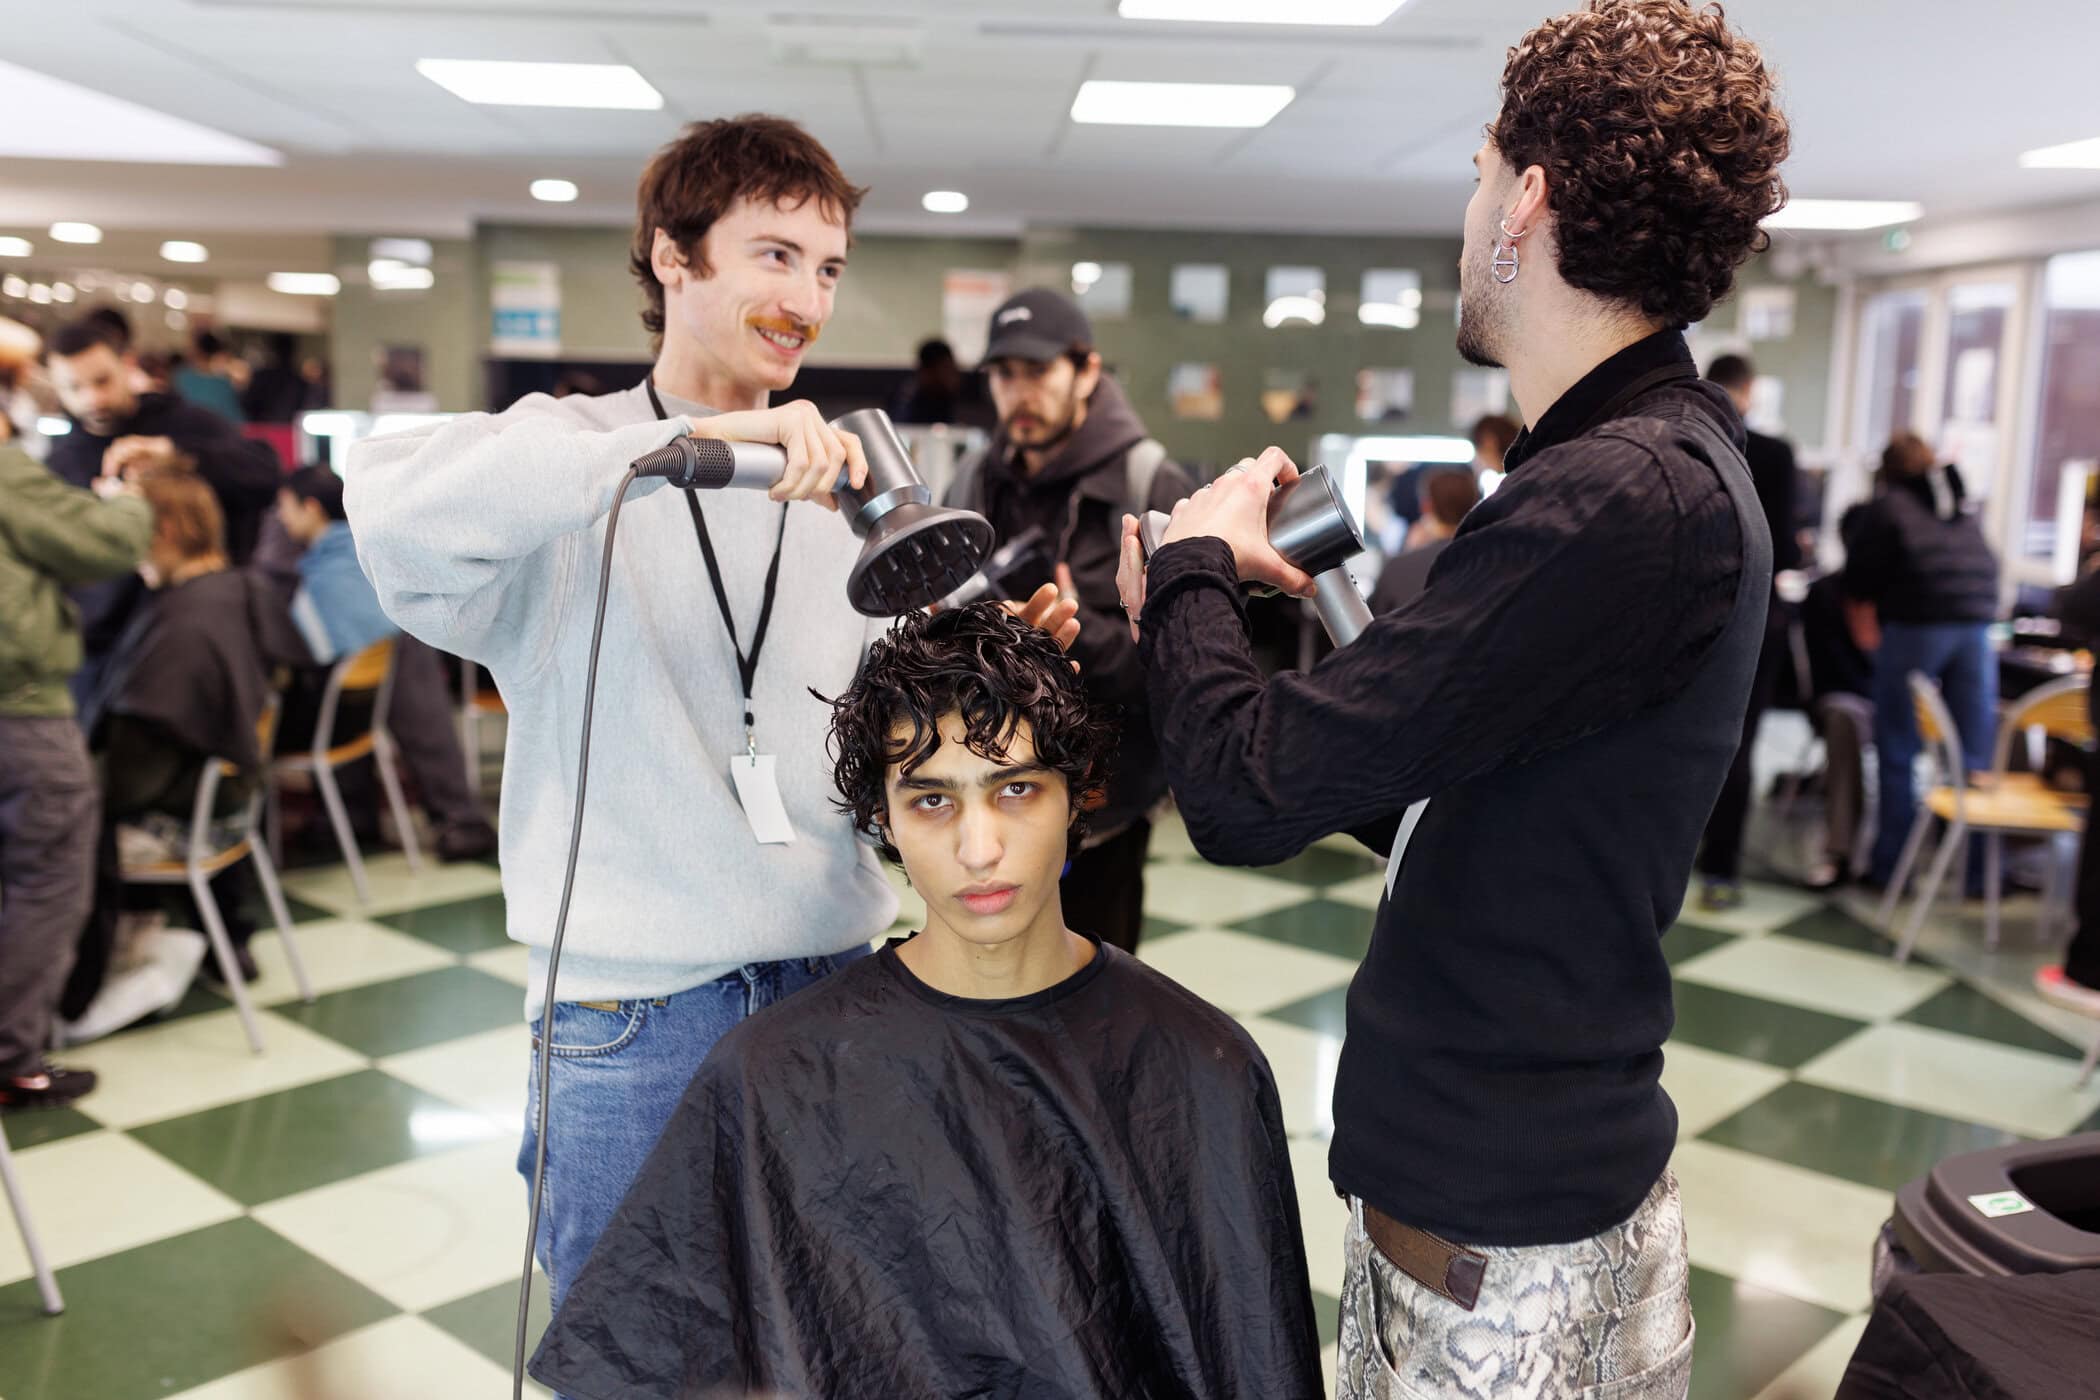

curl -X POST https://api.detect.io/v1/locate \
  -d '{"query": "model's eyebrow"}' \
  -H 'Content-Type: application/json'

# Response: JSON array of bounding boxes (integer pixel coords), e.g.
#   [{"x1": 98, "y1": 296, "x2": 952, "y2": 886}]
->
[{"x1": 895, "y1": 762, "x2": 1052, "y2": 792}]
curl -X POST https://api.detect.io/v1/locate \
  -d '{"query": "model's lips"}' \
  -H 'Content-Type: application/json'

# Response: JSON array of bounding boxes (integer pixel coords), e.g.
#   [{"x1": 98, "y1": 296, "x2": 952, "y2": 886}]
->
[
  {"x1": 749, "y1": 317, "x2": 816, "y2": 356},
  {"x1": 956, "y1": 885, "x2": 1020, "y2": 916}
]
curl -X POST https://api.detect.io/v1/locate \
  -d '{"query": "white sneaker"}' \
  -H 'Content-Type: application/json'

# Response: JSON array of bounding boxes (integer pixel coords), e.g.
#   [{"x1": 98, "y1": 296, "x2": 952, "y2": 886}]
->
[{"x1": 2035, "y1": 965, "x2": 2100, "y2": 1019}]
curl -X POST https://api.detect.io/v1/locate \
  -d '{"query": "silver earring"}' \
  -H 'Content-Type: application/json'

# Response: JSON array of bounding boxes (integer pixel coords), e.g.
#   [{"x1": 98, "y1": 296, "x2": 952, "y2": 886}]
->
[{"x1": 1491, "y1": 216, "x2": 1525, "y2": 285}]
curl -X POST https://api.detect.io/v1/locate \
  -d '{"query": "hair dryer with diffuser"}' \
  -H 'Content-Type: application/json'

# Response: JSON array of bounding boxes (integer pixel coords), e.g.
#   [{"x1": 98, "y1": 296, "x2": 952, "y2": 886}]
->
[{"x1": 1137, "y1": 462, "x2": 1373, "y2": 646}]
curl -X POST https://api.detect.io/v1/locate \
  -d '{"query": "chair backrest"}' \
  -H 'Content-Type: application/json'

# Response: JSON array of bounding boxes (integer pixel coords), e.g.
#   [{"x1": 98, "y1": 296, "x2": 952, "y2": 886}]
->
[
  {"x1": 1909, "y1": 671, "x2": 1969, "y2": 820},
  {"x1": 1990, "y1": 675, "x2": 2094, "y2": 775},
  {"x1": 312, "y1": 639, "x2": 398, "y2": 752}
]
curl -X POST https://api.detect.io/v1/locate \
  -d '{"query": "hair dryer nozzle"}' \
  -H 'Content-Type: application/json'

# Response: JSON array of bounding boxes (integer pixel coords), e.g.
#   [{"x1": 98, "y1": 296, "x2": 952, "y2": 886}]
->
[{"x1": 850, "y1": 501, "x2": 995, "y2": 616}]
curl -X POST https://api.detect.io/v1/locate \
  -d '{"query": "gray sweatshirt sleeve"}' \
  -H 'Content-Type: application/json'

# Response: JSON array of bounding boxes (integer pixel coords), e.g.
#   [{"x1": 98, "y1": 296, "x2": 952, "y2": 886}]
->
[{"x1": 343, "y1": 394, "x2": 692, "y2": 670}]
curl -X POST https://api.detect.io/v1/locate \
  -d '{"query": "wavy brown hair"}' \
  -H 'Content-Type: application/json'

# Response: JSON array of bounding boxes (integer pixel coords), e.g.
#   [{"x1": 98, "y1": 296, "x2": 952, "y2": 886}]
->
[
  {"x1": 1490, "y1": 0, "x2": 1789, "y2": 328},
  {"x1": 629, "y1": 114, "x2": 868, "y2": 347}
]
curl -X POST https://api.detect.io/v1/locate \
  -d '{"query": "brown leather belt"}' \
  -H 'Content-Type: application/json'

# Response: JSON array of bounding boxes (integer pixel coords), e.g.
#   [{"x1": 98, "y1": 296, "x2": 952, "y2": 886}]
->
[{"x1": 1361, "y1": 1201, "x2": 1488, "y2": 1312}]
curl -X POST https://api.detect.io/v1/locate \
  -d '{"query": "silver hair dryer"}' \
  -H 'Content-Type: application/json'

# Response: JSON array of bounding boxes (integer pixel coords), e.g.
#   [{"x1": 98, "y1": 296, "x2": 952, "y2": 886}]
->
[
  {"x1": 1138, "y1": 463, "x2": 1373, "y2": 646},
  {"x1": 632, "y1": 408, "x2": 995, "y2": 616}
]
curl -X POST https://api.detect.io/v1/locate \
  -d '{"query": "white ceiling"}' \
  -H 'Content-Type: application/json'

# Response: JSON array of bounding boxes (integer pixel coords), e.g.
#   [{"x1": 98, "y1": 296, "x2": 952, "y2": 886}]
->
[{"x1": 1, "y1": 0, "x2": 2098, "y2": 244}]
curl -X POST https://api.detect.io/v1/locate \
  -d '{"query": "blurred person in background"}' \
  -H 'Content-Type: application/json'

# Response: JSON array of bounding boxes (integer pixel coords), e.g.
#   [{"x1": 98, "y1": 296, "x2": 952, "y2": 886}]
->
[
  {"x1": 242, "y1": 333, "x2": 310, "y2": 425},
  {"x1": 2037, "y1": 540, "x2": 2100, "y2": 1017},
  {"x1": 1693, "y1": 351, "x2": 1801, "y2": 909},
  {"x1": 173, "y1": 330, "x2": 248, "y2": 424},
  {"x1": 1798, "y1": 504, "x2": 1878, "y2": 890},
  {"x1": 1845, "y1": 430, "x2": 2000, "y2": 892},
  {"x1": 1468, "y1": 410, "x2": 1520, "y2": 494},
  {"x1": 1372, "y1": 468, "x2": 1480, "y2": 614},
  {"x1": 888, "y1": 337, "x2": 963, "y2": 425}
]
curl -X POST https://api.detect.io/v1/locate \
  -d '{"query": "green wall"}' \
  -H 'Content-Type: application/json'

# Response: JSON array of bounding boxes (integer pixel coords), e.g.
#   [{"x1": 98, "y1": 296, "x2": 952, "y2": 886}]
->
[{"x1": 323, "y1": 223, "x2": 1838, "y2": 458}]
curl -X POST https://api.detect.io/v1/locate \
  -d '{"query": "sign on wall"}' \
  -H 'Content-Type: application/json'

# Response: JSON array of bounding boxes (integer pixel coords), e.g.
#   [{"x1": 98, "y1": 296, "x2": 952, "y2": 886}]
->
[{"x1": 490, "y1": 260, "x2": 562, "y2": 356}]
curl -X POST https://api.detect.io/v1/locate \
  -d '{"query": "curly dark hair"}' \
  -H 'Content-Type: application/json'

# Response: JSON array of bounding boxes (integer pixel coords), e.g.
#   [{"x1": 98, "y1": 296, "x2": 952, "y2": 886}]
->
[
  {"x1": 1491, "y1": 0, "x2": 1789, "y2": 328},
  {"x1": 823, "y1": 605, "x2": 1115, "y2": 865}
]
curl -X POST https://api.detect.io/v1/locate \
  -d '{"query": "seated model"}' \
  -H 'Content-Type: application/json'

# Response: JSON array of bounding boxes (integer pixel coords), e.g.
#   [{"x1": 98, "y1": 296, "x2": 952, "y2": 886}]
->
[{"x1": 533, "y1": 603, "x2": 1322, "y2": 1399}]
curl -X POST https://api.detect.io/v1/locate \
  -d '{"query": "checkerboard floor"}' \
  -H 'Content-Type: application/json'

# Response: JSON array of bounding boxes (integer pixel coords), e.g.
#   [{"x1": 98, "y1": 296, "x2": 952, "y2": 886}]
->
[{"x1": 4, "y1": 804, "x2": 2098, "y2": 1399}]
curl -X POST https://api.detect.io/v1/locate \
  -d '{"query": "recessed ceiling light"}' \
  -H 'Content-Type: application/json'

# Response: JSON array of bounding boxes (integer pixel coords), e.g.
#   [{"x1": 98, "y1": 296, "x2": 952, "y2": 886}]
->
[
  {"x1": 1072, "y1": 80, "x2": 1295, "y2": 129},
  {"x1": 2021, "y1": 137, "x2": 2100, "y2": 170},
  {"x1": 0, "y1": 58, "x2": 281, "y2": 165},
  {"x1": 1, "y1": 275, "x2": 25, "y2": 297},
  {"x1": 165, "y1": 288, "x2": 189, "y2": 310},
  {"x1": 921, "y1": 190, "x2": 969, "y2": 214},
  {"x1": 27, "y1": 283, "x2": 50, "y2": 304},
  {"x1": 1072, "y1": 261, "x2": 1104, "y2": 286},
  {"x1": 130, "y1": 281, "x2": 153, "y2": 302},
  {"x1": 0, "y1": 237, "x2": 30, "y2": 257},
  {"x1": 268, "y1": 272, "x2": 341, "y2": 296},
  {"x1": 1263, "y1": 295, "x2": 1326, "y2": 328},
  {"x1": 415, "y1": 59, "x2": 663, "y2": 110},
  {"x1": 530, "y1": 178, "x2": 580, "y2": 203},
  {"x1": 51, "y1": 281, "x2": 74, "y2": 303},
  {"x1": 1764, "y1": 199, "x2": 1923, "y2": 231},
  {"x1": 1119, "y1": 0, "x2": 1405, "y2": 22},
  {"x1": 49, "y1": 222, "x2": 101, "y2": 244},
  {"x1": 160, "y1": 240, "x2": 208, "y2": 263}
]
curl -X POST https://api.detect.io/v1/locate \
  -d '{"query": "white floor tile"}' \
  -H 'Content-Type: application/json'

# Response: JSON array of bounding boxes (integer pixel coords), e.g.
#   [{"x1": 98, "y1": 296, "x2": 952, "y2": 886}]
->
[
  {"x1": 1750, "y1": 1313, "x2": 1870, "y2": 1400},
  {"x1": 0, "y1": 1132, "x2": 241, "y2": 1284},
  {"x1": 1290, "y1": 1136, "x2": 1348, "y2": 1299},
  {"x1": 1797, "y1": 1021, "x2": 2100, "y2": 1139},
  {"x1": 1678, "y1": 881, "x2": 1823, "y2": 937},
  {"x1": 1660, "y1": 1042, "x2": 1790, "y2": 1138},
  {"x1": 162, "y1": 1314, "x2": 537, "y2": 1399},
  {"x1": 882, "y1": 860, "x2": 927, "y2": 930},
  {"x1": 1139, "y1": 927, "x2": 1355, "y2": 1015},
  {"x1": 281, "y1": 853, "x2": 502, "y2": 918},
  {"x1": 247, "y1": 917, "x2": 457, "y2": 1007},
  {"x1": 1143, "y1": 863, "x2": 1315, "y2": 927},
  {"x1": 469, "y1": 943, "x2": 534, "y2": 991},
  {"x1": 1239, "y1": 1016, "x2": 1341, "y2": 1141},
  {"x1": 253, "y1": 1141, "x2": 526, "y2": 1311},
  {"x1": 1324, "y1": 872, "x2": 1388, "y2": 913},
  {"x1": 379, "y1": 1023, "x2": 533, "y2": 1134},
  {"x1": 58, "y1": 1009, "x2": 370, "y2": 1128},
  {"x1": 1148, "y1": 812, "x2": 1201, "y2": 862},
  {"x1": 1674, "y1": 933, "x2": 1950, "y2": 1021},
  {"x1": 1671, "y1": 1139, "x2": 1894, "y2": 1315}
]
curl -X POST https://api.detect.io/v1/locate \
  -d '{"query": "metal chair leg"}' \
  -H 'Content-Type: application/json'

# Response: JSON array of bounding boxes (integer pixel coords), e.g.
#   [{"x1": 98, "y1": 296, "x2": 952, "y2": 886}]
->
[
  {"x1": 0, "y1": 1123, "x2": 62, "y2": 1314},
  {"x1": 1986, "y1": 832, "x2": 2003, "y2": 952},
  {"x1": 1880, "y1": 808, "x2": 1935, "y2": 932},
  {"x1": 248, "y1": 840, "x2": 315, "y2": 1005},
  {"x1": 190, "y1": 868, "x2": 265, "y2": 1054},
  {"x1": 313, "y1": 760, "x2": 371, "y2": 906},
  {"x1": 1896, "y1": 818, "x2": 1965, "y2": 965},
  {"x1": 372, "y1": 729, "x2": 423, "y2": 873},
  {"x1": 2080, "y1": 1029, "x2": 2099, "y2": 1088}
]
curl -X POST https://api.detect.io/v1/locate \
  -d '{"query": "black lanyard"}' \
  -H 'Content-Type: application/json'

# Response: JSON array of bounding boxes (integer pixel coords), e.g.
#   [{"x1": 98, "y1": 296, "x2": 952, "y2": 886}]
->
[{"x1": 644, "y1": 379, "x2": 788, "y2": 752}]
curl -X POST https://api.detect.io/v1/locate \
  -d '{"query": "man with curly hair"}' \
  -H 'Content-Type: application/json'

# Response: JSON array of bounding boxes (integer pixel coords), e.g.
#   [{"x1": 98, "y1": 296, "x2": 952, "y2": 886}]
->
[
  {"x1": 1118, "y1": 2, "x2": 1789, "y2": 1394},
  {"x1": 531, "y1": 604, "x2": 1322, "y2": 1399}
]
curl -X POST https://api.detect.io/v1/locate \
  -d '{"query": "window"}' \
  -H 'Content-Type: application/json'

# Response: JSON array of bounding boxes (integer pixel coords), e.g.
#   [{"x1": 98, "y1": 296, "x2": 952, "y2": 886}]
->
[
  {"x1": 1853, "y1": 288, "x2": 1927, "y2": 456},
  {"x1": 2023, "y1": 251, "x2": 2100, "y2": 559}
]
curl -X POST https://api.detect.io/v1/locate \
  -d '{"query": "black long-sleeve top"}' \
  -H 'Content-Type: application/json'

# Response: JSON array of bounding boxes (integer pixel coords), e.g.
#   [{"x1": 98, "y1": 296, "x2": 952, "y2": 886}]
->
[{"x1": 1139, "y1": 331, "x2": 1771, "y2": 1244}]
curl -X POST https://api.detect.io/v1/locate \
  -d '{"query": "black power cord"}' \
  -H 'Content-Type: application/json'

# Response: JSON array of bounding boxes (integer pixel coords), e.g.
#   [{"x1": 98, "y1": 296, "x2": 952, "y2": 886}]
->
[{"x1": 513, "y1": 466, "x2": 639, "y2": 1398}]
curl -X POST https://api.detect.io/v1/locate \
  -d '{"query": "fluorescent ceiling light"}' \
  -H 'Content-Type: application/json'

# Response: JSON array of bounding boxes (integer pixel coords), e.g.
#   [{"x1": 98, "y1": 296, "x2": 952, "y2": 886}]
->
[
  {"x1": 1072, "y1": 80, "x2": 1294, "y2": 129},
  {"x1": 1358, "y1": 302, "x2": 1421, "y2": 329},
  {"x1": 369, "y1": 260, "x2": 436, "y2": 290},
  {"x1": 921, "y1": 190, "x2": 969, "y2": 214},
  {"x1": 530, "y1": 178, "x2": 580, "y2": 203},
  {"x1": 1119, "y1": 0, "x2": 1405, "y2": 22},
  {"x1": 0, "y1": 58, "x2": 281, "y2": 165},
  {"x1": 2021, "y1": 136, "x2": 2100, "y2": 169},
  {"x1": 268, "y1": 272, "x2": 341, "y2": 296},
  {"x1": 50, "y1": 222, "x2": 101, "y2": 244},
  {"x1": 160, "y1": 240, "x2": 208, "y2": 263},
  {"x1": 1263, "y1": 295, "x2": 1326, "y2": 328},
  {"x1": 370, "y1": 237, "x2": 432, "y2": 265},
  {"x1": 1071, "y1": 261, "x2": 1103, "y2": 286},
  {"x1": 0, "y1": 237, "x2": 29, "y2": 257},
  {"x1": 416, "y1": 59, "x2": 662, "y2": 110},
  {"x1": 1764, "y1": 199, "x2": 1922, "y2": 231}
]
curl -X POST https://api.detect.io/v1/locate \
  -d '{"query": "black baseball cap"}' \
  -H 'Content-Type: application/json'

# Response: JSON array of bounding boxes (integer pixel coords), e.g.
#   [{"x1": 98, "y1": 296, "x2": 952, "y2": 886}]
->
[{"x1": 979, "y1": 288, "x2": 1094, "y2": 367}]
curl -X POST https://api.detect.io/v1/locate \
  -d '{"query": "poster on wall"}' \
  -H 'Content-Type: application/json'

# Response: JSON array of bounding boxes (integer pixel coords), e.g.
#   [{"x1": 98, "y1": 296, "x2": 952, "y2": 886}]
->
[
  {"x1": 1168, "y1": 363, "x2": 1223, "y2": 420},
  {"x1": 371, "y1": 344, "x2": 437, "y2": 413},
  {"x1": 942, "y1": 269, "x2": 1012, "y2": 366},
  {"x1": 490, "y1": 261, "x2": 562, "y2": 356},
  {"x1": 1261, "y1": 368, "x2": 1318, "y2": 423},
  {"x1": 1169, "y1": 264, "x2": 1230, "y2": 323},
  {"x1": 1356, "y1": 368, "x2": 1415, "y2": 422},
  {"x1": 1741, "y1": 285, "x2": 1796, "y2": 341}
]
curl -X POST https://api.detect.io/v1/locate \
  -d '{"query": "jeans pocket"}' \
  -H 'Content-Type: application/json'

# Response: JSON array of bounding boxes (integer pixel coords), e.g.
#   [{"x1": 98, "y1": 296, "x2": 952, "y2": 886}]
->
[
  {"x1": 1579, "y1": 1315, "x2": 1693, "y2": 1400},
  {"x1": 532, "y1": 1000, "x2": 647, "y2": 1058}
]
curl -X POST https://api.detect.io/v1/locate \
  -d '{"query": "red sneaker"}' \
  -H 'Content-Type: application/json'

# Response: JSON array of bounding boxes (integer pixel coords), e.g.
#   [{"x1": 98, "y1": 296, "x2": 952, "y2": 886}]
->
[{"x1": 2035, "y1": 965, "x2": 2100, "y2": 1020}]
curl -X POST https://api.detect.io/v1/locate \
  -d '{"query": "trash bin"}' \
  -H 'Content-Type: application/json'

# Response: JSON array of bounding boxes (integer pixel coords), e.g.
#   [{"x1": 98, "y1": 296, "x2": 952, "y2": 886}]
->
[{"x1": 1884, "y1": 1130, "x2": 2100, "y2": 1282}]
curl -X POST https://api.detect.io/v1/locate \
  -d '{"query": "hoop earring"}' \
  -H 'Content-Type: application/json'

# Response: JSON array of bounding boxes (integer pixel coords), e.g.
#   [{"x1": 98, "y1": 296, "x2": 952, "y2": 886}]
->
[{"x1": 1491, "y1": 216, "x2": 1525, "y2": 285}]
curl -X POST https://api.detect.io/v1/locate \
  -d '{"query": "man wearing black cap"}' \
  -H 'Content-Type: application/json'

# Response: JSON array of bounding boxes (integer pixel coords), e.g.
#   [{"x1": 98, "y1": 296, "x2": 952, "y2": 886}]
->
[{"x1": 945, "y1": 289, "x2": 1194, "y2": 952}]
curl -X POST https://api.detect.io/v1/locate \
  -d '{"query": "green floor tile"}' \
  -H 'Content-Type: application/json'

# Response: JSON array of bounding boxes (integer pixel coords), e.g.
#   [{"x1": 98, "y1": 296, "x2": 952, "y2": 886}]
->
[
  {"x1": 1233, "y1": 899, "x2": 1376, "y2": 962},
  {"x1": 1141, "y1": 913, "x2": 1188, "y2": 943},
  {"x1": 1899, "y1": 982, "x2": 2085, "y2": 1061},
  {"x1": 424, "y1": 1276, "x2": 552, "y2": 1372},
  {"x1": 1700, "y1": 1080, "x2": 2021, "y2": 1193},
  {"x1": 1311, "y1": 1288, "x2": 1340, "y2": 1350},
  {"x1": 1254, "y1": 845, "x2": 1382, "y2": 889},
  {"x1": 129, "y1": 1068, "x2": 500, "y2": 1206},
  {"x1": 1772, "y1": 905, "x2": 1935, "y2": 966},
  {"x1": 1669, "y1": 980, "x2": 1869, "y2": 1070},
  {"x1": 1686, "y1": 1265, "x2": 1849, "y2": 1400},
  {"x1": 0, "y1": 1217, "x2": 395, "y2": 1400},
  {"x1": 275, "y1": 964, "x2": 522, "y2": 1057},
  {"x1": 151, "y1": 977, "x2": 235, "y2": 1025},
  {"x1": 377, "y1": 892, "x2": 511, "y2": 955},
  {"x1": 1266, "y1": 985, "x2": 1350, "y2": 1040},
  {"x1": 1664, "y1": 921, "x2": 1739, "y2": 967},
  {"x1": 0, "y1": 1104, "x2": 102, "y2": 1151}
]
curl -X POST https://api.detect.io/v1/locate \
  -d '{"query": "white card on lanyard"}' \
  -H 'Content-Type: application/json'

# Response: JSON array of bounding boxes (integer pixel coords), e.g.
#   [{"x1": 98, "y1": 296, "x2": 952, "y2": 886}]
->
[
  {"x1": 1384, "y1": 799, "x2": 1431, "y2": 898},
  {"x1": 730, "y1": 754, "x2": 797, "y2": 845}
]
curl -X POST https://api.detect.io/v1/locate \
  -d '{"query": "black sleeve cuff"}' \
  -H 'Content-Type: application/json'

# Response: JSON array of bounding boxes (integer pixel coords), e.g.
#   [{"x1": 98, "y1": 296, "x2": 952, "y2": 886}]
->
[{"x1": 1141, "y1": 536, "x2": 1243, "y2": 626}]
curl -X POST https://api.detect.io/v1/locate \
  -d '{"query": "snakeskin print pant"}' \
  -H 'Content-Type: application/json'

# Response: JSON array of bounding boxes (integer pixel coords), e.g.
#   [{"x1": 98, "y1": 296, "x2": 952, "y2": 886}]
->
[{"x1": 1337, "y1": 1173, "x2": 1693, "y2": 1399}]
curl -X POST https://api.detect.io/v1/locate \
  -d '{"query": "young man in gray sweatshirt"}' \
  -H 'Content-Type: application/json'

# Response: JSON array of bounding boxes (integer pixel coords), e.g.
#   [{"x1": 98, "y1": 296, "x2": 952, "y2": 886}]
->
[{"x1": 345, "y1": 116, "x2": 907, "y2": 1316}]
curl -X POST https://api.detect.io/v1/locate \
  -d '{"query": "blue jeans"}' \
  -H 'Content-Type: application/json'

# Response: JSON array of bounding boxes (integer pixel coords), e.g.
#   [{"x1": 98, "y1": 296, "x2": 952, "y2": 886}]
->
[
  {"x1": 517, "y1": 948, "x2": 866, "y2": 1326},
  {"x1": 1870, "y1": 621, "x2": 1996, "y2": 885}
]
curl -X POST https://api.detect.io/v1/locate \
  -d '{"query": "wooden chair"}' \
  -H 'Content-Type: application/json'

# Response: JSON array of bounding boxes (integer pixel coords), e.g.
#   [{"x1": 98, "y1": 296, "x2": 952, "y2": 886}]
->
[
  {"x1": 460, "y1": 663, "x2": 507, "y2": 800},
  {"x1": 119, "y1": 696, "x2": 315, "y2": 1054},
  {"x1": 1880, "y1": 673, "x2": 2087, "y2": 963},
  {"x1": 271, "y1": 639, "x2": 422, "y2": 906}
]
